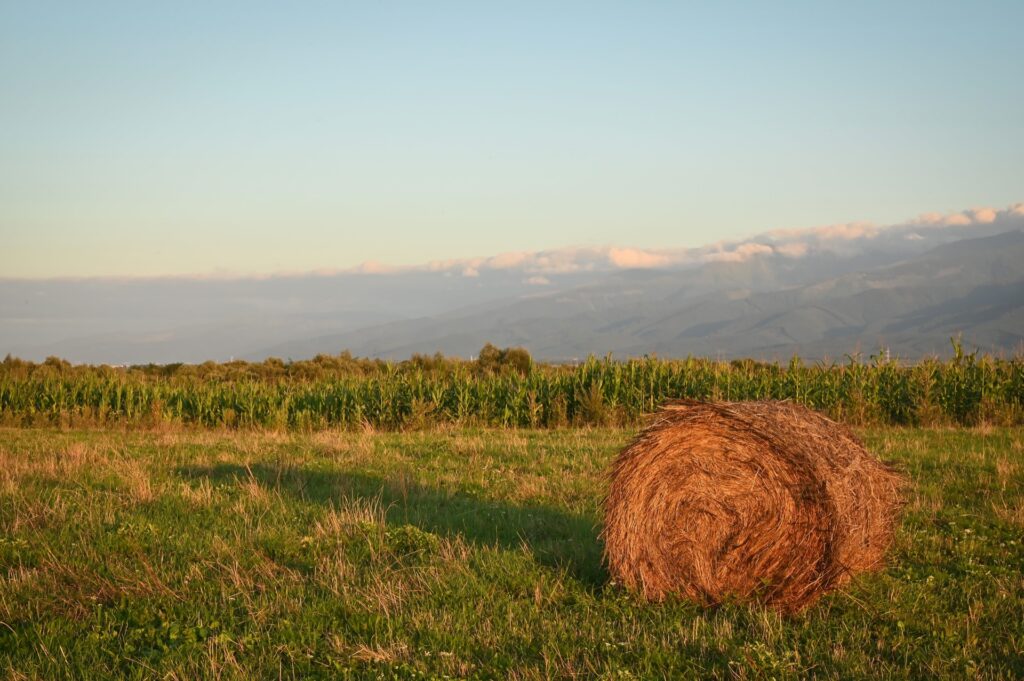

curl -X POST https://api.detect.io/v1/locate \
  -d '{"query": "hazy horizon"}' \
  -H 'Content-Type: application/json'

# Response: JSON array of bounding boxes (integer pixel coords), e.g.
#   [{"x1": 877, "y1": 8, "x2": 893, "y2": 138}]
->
[
  {"x1": 2, "y1": 201, "x2": 1020, "y2": 282},
  {"x1": 4, "y1": 201, "x2": 1023, "y2": 364}
]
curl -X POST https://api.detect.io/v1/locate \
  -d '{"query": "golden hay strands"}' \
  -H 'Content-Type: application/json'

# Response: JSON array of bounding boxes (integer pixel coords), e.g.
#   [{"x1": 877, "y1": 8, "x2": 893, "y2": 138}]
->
[{"x1": 602, "y1": 400, "x2": 905, "y2": 613}]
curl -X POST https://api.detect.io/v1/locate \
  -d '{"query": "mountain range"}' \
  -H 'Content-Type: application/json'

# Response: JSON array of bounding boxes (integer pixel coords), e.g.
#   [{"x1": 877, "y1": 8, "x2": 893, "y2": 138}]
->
[{"x1": 3, "y1": 204, "x2": 1023, "y2": 363}]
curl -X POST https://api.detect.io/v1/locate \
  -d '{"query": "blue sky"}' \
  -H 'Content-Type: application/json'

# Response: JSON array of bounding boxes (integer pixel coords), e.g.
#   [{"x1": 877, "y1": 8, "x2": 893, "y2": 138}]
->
[{"x1": 2, "y1": 1, "x2": 1022, "y2": 278}]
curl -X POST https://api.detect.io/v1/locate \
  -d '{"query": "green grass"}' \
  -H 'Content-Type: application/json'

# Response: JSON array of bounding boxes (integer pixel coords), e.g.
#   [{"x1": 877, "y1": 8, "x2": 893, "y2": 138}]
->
[{"x1": 1, "y1": 426, "x2": 1022, "y2": 679}]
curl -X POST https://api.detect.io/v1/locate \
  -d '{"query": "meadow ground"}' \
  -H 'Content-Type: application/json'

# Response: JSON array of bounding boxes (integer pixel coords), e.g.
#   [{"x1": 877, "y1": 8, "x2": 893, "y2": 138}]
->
[{"x1": 1, "y1": 426, "x2": 1022, "y2": 679}]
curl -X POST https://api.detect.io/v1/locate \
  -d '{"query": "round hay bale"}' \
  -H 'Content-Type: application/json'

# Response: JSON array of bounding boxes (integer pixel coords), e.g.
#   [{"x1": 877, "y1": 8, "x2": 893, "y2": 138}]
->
[{"x1": 602, "y1": 400, "x2": 904, "y2": 612}]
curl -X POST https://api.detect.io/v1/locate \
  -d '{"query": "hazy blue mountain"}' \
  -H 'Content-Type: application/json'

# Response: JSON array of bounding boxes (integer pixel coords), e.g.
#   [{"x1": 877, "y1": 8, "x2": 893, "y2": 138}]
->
[
  {"x1": 0, "y1": 269, "x2": 604, "y2": 363},
  {"x1": 3, "y1": 207, "x2": 1023, "y2": 363},
  {"x1": 265, "y1": 230, "x2": 1024, "y2": 362}
]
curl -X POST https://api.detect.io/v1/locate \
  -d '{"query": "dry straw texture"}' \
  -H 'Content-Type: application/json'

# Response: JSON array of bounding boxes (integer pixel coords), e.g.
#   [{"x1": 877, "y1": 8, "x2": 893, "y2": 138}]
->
[{"x1": 602, "y1": 400, "x2": 905, "y2": 613}]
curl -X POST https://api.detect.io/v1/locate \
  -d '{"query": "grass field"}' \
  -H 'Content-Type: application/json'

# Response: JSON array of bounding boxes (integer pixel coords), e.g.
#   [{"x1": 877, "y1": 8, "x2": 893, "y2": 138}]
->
[{"x1": 1, "y1": 426, "x2": 1022, "y2": 679}]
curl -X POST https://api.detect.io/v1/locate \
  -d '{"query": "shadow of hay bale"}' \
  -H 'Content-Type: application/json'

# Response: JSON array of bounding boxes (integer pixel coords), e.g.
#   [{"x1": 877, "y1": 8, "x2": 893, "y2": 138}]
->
[
  {"x1": 602, "y1": 400, "x2": 905, "y2": 613},
  {"x1": 177, "y1": 463, "x2": 605, "y2": 586}
]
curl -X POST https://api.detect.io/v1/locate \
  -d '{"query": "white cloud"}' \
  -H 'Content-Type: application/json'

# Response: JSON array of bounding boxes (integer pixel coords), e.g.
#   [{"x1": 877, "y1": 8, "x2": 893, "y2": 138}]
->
[
  {"x1": 944, "y1": 213, "x2": 973, "y2": 226},
  {"x1": 487, "y1": 251, "x2": 531, "y2": 269},
  {"x1": 768, "y1": 221, "x2": 878, "y2": 241},
  {"x1": 775, "y1": 241, "x2": 810, "y2": 257},
  {"x1": 913, "y1": 207, "x2": 998, "y2": 227},
  {"x1": 524, "y1": 248, "x2": 601, "y2": 274},
  {"x1": 331, "y1": 203, "x2": 1023, "y2": 278},
  {"x1": 704, "y1": 242, "x2": 775, "y2": 263},
  {"x1": 607, "y1": 247, "x2": 674, "y2": 269},
  {"x1": 970, "y1": 207, "x2": 998, "y2": 223}
]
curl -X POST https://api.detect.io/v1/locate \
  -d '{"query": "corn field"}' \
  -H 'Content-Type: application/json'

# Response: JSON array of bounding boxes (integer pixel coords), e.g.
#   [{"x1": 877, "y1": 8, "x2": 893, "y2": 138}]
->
[{"x1": 2, "y1": 346, "x2": 1022, "y2": 430}]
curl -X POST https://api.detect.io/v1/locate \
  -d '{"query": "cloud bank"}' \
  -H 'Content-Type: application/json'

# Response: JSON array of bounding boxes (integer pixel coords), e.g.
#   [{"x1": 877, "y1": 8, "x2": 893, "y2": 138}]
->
[
  {"x1": 343, "y1": 203, "x2": 1024, "y2": 277},
  {"x1": 11, "y1": 203, "x2": 1017, "y2": 283}
]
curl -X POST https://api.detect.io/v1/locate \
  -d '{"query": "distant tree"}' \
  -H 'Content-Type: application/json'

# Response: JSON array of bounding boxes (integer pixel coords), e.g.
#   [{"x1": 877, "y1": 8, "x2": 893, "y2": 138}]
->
[
  {"x1": 406, "y1": 351, "x2": 453, "y2": 372},
  {"x1": 43, "y1": 356, "x2": 71, "y2": 371},
  {"x1": 160, "y1": 363, "x2": 184, "y2": 378},
  {"x1": 503, "y1": 347, "x2": 533, "y2": 376},
  {"x1": 476, "y1": 343, "x2": 532, "y2": 376},
  {"x1": 477, "y1": 343, "x2": 503, "y2": 374}
]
